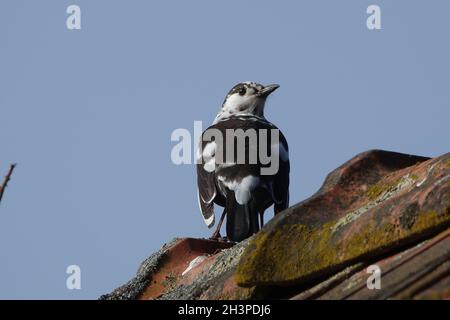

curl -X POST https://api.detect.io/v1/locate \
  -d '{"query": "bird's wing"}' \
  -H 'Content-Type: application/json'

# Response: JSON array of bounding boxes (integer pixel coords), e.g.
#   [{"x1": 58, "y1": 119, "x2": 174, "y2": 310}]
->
[
  {"x1": 273, "y1": 129, "x2": 290, "y2": 213},
  {"x1": 196, "y1": 133, "x2": 217, "y2": 228}
]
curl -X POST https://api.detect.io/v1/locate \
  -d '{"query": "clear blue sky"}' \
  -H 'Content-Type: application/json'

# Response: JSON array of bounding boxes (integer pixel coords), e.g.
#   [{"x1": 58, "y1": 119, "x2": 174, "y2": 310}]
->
[{"x1": 0, "y1": 0, "x2": 449, "y2": 299}]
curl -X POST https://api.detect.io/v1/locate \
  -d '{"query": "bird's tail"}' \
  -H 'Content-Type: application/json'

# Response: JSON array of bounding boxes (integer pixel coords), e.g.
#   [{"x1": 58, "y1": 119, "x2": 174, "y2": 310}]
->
[{"x1": 225, "y1": 191, "x2": 259, "y2": 242}]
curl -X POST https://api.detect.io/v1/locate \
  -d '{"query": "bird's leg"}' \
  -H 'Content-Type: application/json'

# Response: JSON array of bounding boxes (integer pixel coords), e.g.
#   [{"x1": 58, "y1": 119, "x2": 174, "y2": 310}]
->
[{"x1": 210, "y1": 209, "x2": 226, "y2": 240}]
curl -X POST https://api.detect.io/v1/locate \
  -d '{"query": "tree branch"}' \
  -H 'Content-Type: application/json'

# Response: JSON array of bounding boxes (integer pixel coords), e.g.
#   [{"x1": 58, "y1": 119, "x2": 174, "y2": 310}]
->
[{"x1": 0, "y1": 163, "x2": 17, "y2": 205}]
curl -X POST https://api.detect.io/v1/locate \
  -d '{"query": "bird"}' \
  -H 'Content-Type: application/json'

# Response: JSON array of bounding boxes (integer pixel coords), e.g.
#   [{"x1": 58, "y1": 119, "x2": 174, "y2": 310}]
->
[{"x1": 196, "y1": 82, "x2": 290, "y2": 242}]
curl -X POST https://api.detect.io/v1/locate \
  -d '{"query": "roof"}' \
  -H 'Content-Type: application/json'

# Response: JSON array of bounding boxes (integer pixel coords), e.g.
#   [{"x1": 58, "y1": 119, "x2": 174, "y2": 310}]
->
[{"x1": 100, "y1": 149, "x2": 450, "y2": 300}]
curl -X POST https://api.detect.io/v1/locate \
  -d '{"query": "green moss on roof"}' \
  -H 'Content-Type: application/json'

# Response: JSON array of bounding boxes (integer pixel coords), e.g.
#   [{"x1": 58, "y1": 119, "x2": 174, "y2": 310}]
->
[{"x1": 236, "y1": 206, "x2": 450, "y2": 287}]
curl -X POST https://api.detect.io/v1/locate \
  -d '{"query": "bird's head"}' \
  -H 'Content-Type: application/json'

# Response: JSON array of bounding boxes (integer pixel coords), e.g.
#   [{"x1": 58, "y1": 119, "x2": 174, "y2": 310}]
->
[{"x1": 214, "y1": 82, "x2": 279, "y2": 123}]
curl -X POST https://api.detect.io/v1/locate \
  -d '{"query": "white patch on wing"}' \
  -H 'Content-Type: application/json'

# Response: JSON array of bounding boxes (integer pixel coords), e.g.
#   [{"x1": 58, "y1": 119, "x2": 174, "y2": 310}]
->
[
  {"x1": 203, "y1": 158, "x2": 216, "y2": 172},
  {"x1": 235, "y1": 176, "x2": 260, "y2": 204},
  {"x1": 196, "y1": 187, "x2": 202, "y2": 213},
  {"x1": 202, "y1": 142, "x2": 216, "y2": 159},
  {"x1": 204, "y1": 213, "x2": 215, "y2": 228},
  {"x1": 202, "y1": 141, "x2": 216, "y2": 172},
  {"x1": 218, "y1": 161, "x2": 236, "y2": 169},
  {"x1": 197, "y1": 187, "x2": 215, "y2": 226},
  {"x1": 201, "y1": 192, "x2": 215, "y2": 205},
  {"x1": 218, "y1": 175, "x2": 260, "y2": 205},
  {"x1": 196, "y1": 144, "x2": 202, "y2": 162}
]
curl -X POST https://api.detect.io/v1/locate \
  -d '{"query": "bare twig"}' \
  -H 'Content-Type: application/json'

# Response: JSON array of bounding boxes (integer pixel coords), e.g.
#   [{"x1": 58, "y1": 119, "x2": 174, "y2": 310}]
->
[{"x1": 0, "y1": 163, "x2": 17, "y2": 205}]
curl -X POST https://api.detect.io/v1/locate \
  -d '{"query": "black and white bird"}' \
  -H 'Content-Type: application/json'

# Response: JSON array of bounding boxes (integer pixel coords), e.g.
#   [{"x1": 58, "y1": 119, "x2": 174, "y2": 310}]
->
[{"x1": 196, "y1": 82, "x2": 290, "y2": 242}]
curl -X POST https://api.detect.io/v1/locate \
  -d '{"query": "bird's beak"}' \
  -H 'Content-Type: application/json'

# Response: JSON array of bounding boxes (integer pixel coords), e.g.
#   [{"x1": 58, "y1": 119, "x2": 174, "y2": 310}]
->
[{"x1": 257, "y1": 84, "x2": 280, "y2": 97}]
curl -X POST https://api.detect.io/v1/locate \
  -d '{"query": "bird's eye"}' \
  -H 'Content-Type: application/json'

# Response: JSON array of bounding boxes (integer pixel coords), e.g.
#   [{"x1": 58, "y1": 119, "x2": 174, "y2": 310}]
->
[{"x1": 238, "y1": 87, "x2": 246, "y2": 96}]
